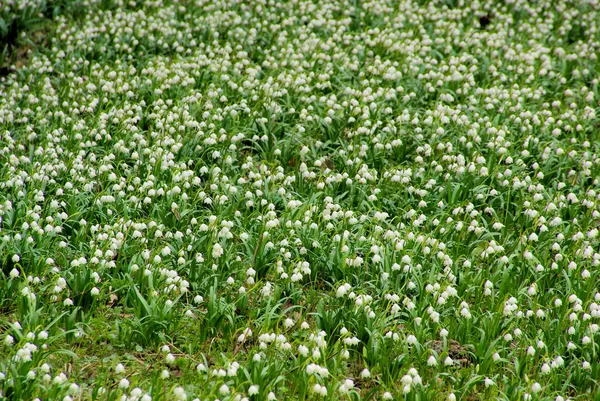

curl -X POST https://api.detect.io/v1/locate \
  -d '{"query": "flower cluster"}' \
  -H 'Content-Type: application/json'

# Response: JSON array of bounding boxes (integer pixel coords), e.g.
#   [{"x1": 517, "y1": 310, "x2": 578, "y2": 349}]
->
[{"x1": 1, "y1": 0, "x2": 600, "y2": 399}]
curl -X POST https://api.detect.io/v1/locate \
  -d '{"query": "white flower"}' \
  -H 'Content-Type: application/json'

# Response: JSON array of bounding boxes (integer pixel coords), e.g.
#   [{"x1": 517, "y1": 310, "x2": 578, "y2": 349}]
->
[
  {"x1": 212, "y1": 243, "x2": 224, "y2": 258},
  {"x1": 238, "y1": 328, "x2": 252, "y2": 342},
  {"x1": 219, "y1": 384, "x2": 230, "y2": 395},
  {"x1": 4, "y1": 335, "x2": 14, "y2": 346},
  {"x1": 249, "y1": 385, "x2": 259, "y2": 395},
  {"x1": 541, "y1": 363, "x2": 550, "y2": 374},
  {"x1": 173, "y1": 386, "x2": 186, "y2": 400},
  {"x1": 298, "y1": 345, "x2": 309, "y2": 357}
]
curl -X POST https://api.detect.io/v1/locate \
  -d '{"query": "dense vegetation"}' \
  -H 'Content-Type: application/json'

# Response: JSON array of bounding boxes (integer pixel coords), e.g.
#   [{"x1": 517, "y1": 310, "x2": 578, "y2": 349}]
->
[{"x1": 1, "y1": 0, "x2": 600, "y2": 400}]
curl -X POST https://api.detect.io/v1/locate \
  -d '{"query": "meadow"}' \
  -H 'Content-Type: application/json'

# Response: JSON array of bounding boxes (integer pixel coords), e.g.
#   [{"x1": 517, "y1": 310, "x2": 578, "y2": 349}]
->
[{"x1": 1, "y1": 0, "x2": 600, "y2": 400}]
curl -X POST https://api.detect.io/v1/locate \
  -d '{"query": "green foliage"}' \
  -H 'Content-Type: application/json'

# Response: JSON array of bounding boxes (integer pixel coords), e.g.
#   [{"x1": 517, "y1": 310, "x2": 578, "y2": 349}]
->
[{"x1": 1, "y1": 0, "x2": 600, "y2": 399}]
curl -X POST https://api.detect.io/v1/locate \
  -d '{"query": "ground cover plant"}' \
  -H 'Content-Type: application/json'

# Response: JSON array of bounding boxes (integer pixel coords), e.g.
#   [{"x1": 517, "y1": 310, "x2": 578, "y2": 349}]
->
[{"x1": 1, "y1": 0, "x2": 600, "y2": 399}]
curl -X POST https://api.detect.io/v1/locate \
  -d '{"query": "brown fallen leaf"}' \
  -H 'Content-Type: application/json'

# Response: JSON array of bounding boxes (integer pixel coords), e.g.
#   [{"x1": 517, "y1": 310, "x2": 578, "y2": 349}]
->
[{"x1": 108, "y1": 293, "x2": 118, "y2": 307}]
